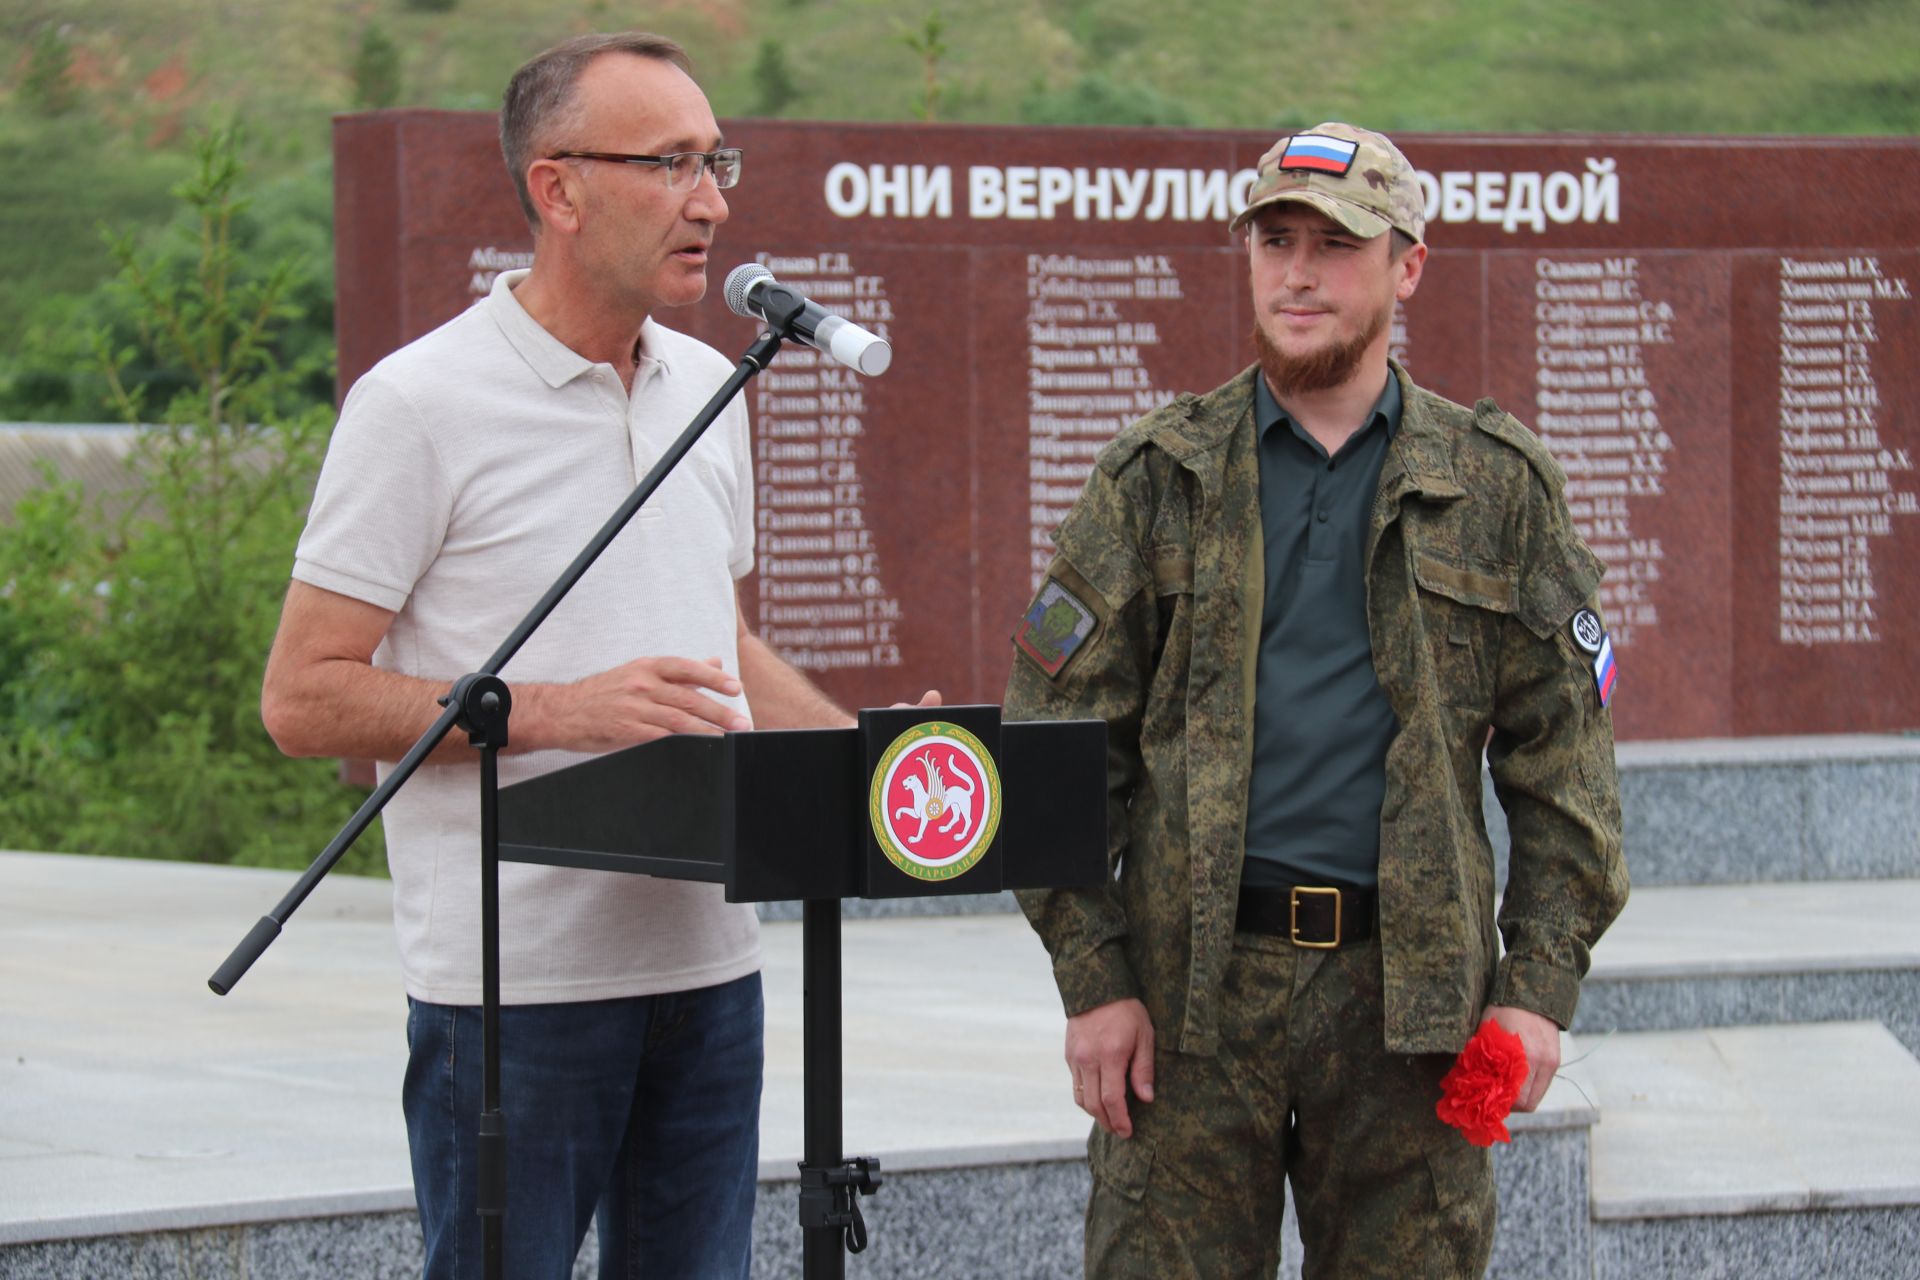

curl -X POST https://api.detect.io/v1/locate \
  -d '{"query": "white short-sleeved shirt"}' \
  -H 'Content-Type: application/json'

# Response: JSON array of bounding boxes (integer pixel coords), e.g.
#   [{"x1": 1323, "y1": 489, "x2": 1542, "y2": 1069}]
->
[{"x1": 294, "y1": 269, "x2": 760, "y2": 1005}]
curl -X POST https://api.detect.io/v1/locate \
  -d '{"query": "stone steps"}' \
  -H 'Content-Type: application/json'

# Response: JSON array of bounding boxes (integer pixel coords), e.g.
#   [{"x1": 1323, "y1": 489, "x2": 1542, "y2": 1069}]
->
[
  {"x1": 1583, "y1": 1021, "x2": 1920, "y2": 1280},
  {"x1": 1576, "y1": 879, "x2": 1920, "y2": 1057},
  {"x1": 9, "y1": 730, "x2": 1920, "y2": 1279}
]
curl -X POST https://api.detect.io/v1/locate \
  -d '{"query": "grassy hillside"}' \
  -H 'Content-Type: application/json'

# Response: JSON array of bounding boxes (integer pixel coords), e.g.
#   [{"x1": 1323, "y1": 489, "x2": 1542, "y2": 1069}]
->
[
  {"x1": 712, "y1": 0, "x2": 1920, "y2": 136},
  {"x1": 2, "y1": 0, "x2": 1916, "y2": 347}
]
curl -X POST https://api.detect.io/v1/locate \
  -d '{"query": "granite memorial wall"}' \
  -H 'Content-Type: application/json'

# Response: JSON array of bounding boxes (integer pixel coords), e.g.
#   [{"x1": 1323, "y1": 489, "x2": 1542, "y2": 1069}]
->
[{"x1": 335, "y1": 114, "x2": 1920, "y2": 740}]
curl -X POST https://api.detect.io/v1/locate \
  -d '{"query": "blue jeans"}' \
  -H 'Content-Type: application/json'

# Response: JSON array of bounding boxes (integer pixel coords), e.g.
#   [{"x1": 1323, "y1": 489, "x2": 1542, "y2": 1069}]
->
[{"x1": 403, "y1": 973, "x2": 764, "y2": 1280}]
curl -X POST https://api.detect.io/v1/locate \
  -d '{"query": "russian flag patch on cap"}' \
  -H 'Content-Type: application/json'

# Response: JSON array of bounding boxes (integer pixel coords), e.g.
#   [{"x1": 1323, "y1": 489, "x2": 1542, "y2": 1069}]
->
[{"x1": 1279, "y1": 133, "x2": 1359, "y2": 176}]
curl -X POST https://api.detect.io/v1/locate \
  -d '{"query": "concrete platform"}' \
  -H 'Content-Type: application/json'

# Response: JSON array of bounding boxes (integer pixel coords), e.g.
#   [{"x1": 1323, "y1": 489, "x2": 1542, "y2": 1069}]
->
[
  {"x1": 0, "y1": 850, "x2": 1597, "y2": 1279},
  {"x1": 0, "y1": 853, "x2": 415, "y2": 1245},
  {"x1": 1587, "y1": 1022, "x2": 1920, "y2": 1220},
  {"x1": 0, "y1": 850, "x2": 1087, "y2": 1248},
  {"x1": 1584, "y1": 1023, "x2": 1920, "y2": 1279}
]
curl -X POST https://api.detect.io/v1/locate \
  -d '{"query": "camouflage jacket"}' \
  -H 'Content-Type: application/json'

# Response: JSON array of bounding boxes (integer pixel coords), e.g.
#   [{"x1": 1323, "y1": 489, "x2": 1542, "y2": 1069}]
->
[{"x1": 1008, "y1": 362, "x2": 1628, "y2": 1056}]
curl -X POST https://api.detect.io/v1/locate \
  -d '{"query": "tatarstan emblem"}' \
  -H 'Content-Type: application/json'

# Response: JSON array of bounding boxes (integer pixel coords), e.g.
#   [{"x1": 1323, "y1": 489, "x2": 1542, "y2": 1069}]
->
[{"x1": 869, "y1": 721, "x2": 1002, "y2": 881}]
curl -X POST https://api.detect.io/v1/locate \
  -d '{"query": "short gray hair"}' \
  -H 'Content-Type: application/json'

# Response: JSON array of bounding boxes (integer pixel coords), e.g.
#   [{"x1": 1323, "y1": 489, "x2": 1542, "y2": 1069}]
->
[{"x1": 500, "y1": 31, "x2": 692, "y2": 230}]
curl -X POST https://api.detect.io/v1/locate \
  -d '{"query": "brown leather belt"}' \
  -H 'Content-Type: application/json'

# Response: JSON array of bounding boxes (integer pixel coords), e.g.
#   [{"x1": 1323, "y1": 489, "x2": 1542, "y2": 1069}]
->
[{"x1": 1236, "y1": 883, "x2": 1376, "y2": 949}]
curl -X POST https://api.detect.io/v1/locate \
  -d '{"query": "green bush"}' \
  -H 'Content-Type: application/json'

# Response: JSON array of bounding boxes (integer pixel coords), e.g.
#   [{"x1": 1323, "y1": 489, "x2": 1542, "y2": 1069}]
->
[
  {"x1": 0, "y1": 129, "x2": 384, "y2": 874},
  {"x1": 1018, "y1": 73, "x2": 1195, "y2": 128}
]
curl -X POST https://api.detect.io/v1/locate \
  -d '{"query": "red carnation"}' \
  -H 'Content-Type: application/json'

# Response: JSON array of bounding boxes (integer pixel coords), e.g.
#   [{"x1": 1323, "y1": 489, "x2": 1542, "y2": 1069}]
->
[{"x1": 1436, "y1": 1019, "x2": 1530, "y2": 1147}]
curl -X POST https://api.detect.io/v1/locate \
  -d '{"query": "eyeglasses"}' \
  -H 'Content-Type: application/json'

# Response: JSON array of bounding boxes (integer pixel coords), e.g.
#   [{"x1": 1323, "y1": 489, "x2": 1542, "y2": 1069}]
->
[{"x1": 547, "y1": 148, "x2": 743, "y2": 190}]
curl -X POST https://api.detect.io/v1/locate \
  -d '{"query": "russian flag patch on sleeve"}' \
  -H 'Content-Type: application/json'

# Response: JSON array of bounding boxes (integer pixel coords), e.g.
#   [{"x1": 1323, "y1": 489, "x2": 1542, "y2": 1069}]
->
[
  {"x1": 1592, "y1": 634, "x2": 1617, "y2": 707},
  {"x1": 1279, "y1": 133, "x2": 1360, "y2": 176}
]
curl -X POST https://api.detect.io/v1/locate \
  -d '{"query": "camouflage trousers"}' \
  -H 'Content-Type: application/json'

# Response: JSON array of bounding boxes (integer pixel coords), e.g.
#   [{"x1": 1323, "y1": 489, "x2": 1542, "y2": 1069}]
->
[{"x1": 1083, "y1": 930, "x2": 1495, "y2": 1279}]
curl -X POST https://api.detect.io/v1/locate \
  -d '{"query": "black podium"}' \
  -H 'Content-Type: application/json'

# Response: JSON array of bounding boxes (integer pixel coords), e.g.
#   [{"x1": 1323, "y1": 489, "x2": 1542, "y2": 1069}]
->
[{"x1": 497, "y1": 703, "x2": 1106, "y2": 1277}]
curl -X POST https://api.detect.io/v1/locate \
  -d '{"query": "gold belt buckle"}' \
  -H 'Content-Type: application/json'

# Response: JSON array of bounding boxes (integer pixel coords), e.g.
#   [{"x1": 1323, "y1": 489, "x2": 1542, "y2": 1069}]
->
[{"x1": 1289, "y1": 886, "x2": 1342, "y2": 950}]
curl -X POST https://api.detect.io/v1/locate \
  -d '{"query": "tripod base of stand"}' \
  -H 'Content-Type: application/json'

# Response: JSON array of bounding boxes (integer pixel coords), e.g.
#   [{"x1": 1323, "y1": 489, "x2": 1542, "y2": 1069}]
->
[{"x1": 799, "y1": 1156, "x2": 881, "y2": 1255}]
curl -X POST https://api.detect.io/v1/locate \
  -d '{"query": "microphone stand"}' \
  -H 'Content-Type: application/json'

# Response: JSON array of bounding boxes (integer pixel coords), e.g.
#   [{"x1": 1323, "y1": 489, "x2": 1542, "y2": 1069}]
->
[{"x1": 211, "y1": 301, "x2": 803, "y2": 1280}]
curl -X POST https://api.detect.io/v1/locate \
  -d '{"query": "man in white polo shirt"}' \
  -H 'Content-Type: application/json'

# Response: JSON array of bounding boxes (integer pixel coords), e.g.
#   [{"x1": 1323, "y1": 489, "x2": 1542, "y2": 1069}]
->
[{"x1": 259, "y1": 31, "x2": 925, "y2": 1280}]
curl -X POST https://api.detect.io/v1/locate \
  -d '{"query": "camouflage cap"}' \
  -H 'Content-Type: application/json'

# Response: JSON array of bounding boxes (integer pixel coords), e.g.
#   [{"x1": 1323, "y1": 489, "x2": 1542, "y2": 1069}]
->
[{"x1": 1229, "y1": 122, "x2": 1424, "y2": 243}]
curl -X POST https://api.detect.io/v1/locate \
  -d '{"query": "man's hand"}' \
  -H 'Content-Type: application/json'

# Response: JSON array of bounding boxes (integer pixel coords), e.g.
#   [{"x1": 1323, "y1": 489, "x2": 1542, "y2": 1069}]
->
[
  {"x1": 536, "y1": 655, "x2": 750, "y2": 751},
  {"x1": 1065, "y1": 998, "x2": 1155, "y2": 1137},
  {"x1": 1484, "y1": 1004, "x2": 1562, "y2": 1112},
  {"x1": 891, "y1": 690, "x2": 943, "y2": 709}
]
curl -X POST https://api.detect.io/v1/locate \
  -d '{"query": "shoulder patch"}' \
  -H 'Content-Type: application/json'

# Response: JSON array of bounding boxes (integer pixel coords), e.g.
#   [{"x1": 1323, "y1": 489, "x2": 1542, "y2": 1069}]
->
[
  {"x1": 1013, "y1": 577, "x2": 1099, "y2": 678},
  {"x1": 1472, "y1": 399, "x2": 1569, "y2": 496},
  {"x1": 1569, "y1": 607, "x2": 1606, "y2": 655}
]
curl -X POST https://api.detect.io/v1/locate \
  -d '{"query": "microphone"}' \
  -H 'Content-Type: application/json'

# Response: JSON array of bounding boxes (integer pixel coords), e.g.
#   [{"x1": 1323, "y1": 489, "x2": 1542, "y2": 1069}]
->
[{"x1": 724, "y1": 264, "x2": 892, "y2": 376}]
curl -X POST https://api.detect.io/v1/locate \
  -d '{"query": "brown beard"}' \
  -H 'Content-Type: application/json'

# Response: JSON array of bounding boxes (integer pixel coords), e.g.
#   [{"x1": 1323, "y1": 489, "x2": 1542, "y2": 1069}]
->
[{"x1": 1252, "y1": 297, "x2": 1391, "y2": 398}]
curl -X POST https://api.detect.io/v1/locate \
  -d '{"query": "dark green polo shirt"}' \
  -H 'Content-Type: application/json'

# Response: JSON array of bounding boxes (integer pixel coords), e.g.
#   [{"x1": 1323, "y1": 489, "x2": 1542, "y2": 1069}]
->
[{"x1": 1241, "y1": 371, "x2": 1401, "y2": 891}]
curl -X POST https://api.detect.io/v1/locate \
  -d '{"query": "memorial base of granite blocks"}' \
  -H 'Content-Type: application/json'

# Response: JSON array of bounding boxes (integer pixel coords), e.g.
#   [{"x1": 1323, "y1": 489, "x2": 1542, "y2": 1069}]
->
[
  {"x1": 1593, "y1": 1206, "x2": 1920, "y2": 1280},
  {"x1": 0, "y1": 1128, "x2": 1599, "y2": 1280}
]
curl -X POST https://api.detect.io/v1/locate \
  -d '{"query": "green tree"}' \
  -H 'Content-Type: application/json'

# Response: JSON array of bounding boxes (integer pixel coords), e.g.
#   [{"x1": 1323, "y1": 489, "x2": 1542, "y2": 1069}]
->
[
  {"x1": 20, "y1": 24, "x2": 78, "y2": 117},
  {"x1": 750, "y1": 39, "x2": 800, "y2": 117},
  {"x1": 352, "y1": 24, "x2": 403, "y2": 110},
  {"x1": 0, "y1": 159, "x2": 335, "y2": 424},
  {"x1": 0, "y1": 129, "x2": 383, "y2": 874},
  {"x1": 899, "y1": 11, "x2": 948, "y2": 122}
]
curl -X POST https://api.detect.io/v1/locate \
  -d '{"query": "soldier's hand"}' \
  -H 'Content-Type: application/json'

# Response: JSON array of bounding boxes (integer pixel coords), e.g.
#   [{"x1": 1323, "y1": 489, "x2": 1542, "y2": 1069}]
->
[
  {"x1": 1484, "y1": 1004, "x2": 1563, "y2": 1112},
  {"x1": 1065, "y1": 998, "x2": 1155, "y2": 1138}
]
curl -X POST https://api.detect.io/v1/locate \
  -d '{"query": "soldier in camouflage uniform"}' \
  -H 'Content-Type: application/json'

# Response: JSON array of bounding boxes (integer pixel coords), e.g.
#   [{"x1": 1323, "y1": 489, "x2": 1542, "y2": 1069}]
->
[{"x1": 1007, "y1": 122, "x2": 1627, "y2": 1278}]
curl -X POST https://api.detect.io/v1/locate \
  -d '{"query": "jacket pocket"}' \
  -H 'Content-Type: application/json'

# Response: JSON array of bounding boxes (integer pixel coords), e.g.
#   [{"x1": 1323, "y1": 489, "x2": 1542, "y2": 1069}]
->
[
  {"x1": 1150, "y1": 549, "x2": 1193, "y2": 598},
  {"x1": 1412, "y1": 552, "x2": 1517, "y2": 715}
]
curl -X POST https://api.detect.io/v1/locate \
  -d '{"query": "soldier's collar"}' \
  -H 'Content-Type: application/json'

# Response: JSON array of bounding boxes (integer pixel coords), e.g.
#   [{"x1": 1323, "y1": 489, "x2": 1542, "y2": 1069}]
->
[
  {"x1": 1381, "y1": 360, "x2": 1465, "y2": 501},
  {"x1": 1254, "y1": 366, "x2": 1401, "y2": 450}
]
